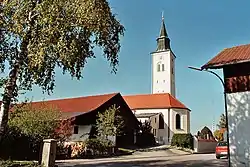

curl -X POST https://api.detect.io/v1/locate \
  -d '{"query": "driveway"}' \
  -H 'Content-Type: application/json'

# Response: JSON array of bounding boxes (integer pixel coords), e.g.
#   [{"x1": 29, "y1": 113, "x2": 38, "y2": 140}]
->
[{"x1": 57, "y1": 150, "x2": 228, "y2": 167}]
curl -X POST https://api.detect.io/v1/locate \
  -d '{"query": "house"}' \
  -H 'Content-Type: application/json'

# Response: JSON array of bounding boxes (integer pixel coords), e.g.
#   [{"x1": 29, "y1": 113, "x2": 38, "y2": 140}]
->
[
  {"x1": 201, "y1": 43, "x2": 250, "y2": 166},
  {"x1": 30, "y1": 93, "x2": 140, "y2": 147}
]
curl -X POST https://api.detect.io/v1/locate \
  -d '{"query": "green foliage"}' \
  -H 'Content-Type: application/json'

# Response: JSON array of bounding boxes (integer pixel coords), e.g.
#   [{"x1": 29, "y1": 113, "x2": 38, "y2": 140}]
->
[
  {"x1": 85, "y1": 138, "x2": 112, "y2": 153},
  {"x1": 0, "y1": 0, "x2": 125, "y2": 94},
  {"x1": 0, "y1": 102, "x2": 73, "y2": 160},
  {"x1": 96, "y1": 105, "x2": 124, "y2": 142},
  {"x1": 217, "y1": 114, "x2": 226, "y2": 129},
  {"x1": 171, "y1": 133, "x2": 194, "y2": 149},
  {"x1": 9, "y1": 103, "x2": 60, "y2": 139},
  {"x1": 0, "y1": 0, "x2": 125, "y2": 137},
  {"x1": 8, "y1": 102, "x2": 72, "y2": 141},
  {"x1": 214, "y1": 129, "x2": 224, "y2": 141},
  {"x1": 0, "y1": 160, "x2": 42, "y2": 167}
]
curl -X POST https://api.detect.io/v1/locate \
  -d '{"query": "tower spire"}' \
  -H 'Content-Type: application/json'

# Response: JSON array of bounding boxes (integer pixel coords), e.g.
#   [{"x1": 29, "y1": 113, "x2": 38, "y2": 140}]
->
[{"x1": 156, "y1": 13, "x2": 170, "y2": 51}]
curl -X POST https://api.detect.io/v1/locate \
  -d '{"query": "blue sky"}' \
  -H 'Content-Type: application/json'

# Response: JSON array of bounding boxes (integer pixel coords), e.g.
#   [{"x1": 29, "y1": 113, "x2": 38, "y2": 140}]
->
[{"x1": 17, "y1": 0, "x2": 250, "y2": 134}]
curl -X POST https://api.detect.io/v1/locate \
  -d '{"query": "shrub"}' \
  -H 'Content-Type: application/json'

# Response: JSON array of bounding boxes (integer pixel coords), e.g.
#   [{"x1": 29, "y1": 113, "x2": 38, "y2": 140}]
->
[
  {"x1": 0, "y1": 103, "x2": 73, "y2": 160},
  {"x1": 85, "y1": 138, "x2": 113, "y2": 154},
  {"x1": 0, "y1": 160, "x2": 42, "y2": 167},
  {"x1": 171, "y1": 133, "x2": 193, "y2": 149}
]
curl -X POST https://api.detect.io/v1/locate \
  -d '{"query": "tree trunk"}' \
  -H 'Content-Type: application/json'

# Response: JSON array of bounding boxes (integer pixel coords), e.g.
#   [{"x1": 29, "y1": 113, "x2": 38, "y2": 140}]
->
[
  {"x1": 0, "y1": 0, "x2": 38, "y2": 141},
  {"x1": 0, "y1": 63, "x2": 19, "y2": 141}
]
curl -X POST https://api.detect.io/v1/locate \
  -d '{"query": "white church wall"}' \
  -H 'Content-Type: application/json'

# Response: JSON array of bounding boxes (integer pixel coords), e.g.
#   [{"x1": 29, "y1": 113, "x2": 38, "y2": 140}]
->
[
  {"x1": 152, "y1": 51, "x2": 175, "y2": 96},
  {"x1": 170, "y1": 108, "x2": 190, "y2": 140},
  {"x1": 226, "y1": 91, "x2": 250, "y2": 167}
]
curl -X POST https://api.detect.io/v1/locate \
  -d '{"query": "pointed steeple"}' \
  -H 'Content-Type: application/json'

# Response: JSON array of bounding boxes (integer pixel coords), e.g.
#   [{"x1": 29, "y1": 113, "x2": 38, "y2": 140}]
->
[
  {"x1": 159, "y1": 12, "x2": 168, "y2": 37},
  {"x1": 156, "y1": 12, "x2": 170, "y2": 52}
]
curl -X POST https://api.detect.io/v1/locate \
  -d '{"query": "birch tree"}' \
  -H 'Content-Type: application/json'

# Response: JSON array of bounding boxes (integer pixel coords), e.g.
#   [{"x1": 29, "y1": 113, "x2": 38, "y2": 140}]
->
[{"x1": 0, "y1": 0, "x2": 124, "y2": 140}]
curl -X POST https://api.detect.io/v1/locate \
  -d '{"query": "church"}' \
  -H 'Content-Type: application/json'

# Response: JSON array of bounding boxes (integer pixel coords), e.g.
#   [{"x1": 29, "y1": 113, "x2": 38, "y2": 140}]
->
[
  {"x1": 123, "y1": 15, "x2": 191, "y2": 144},
  {"x1": 27, "y1": 16, "x2": 191, "y2": 145}
]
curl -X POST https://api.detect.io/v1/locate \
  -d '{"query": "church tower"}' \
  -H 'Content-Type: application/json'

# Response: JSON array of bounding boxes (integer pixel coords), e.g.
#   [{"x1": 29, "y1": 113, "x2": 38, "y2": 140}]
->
[{"x1": 151, "y1": 14, "x2": 176, "y2": 97}]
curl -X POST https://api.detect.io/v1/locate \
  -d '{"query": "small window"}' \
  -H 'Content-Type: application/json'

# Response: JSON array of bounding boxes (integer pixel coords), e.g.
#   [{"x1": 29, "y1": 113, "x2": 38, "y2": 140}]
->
[
  {"x1": 157, "y1": 64, "x2": 161, "y2": 72},
  {"x1": 155, "y1": 117, "x2": 157, "y2": 123},
  {"x1": 73, "y1": 126, "x2": 79, "y2": 134},
  {"x1": 162, "y1": 64, "x2": 165, "y2": 71},
  {"x1": 172, "y1": 67, "x2": 174, "y2": 74},
  {"x1": 176, "y1": 114, "x2": 181, "y2": 129},
  {"x1": 163, "y1": 80, "x2": 165, "y2": 83},
  {"x1": 157, "y1": 80, "x2": 158, "y2": 83}
]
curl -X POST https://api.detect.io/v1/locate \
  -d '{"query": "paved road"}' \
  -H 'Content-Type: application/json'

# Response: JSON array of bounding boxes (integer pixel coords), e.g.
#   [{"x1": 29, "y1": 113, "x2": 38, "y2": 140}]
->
[{"x1": 57, "y1": 150, "x2": 228, "y2": 167}]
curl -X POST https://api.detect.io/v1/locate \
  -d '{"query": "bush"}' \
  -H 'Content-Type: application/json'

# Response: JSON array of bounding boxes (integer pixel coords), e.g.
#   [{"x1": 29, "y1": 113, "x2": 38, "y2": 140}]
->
[
  {"x1": 85, "y1": 138, "x2": 113, "y2": 154},
  {"x1": 0, "y1": 160, "x2": 41, "y2": 167},
  {"x1": 171, "y1": 133, "x2": 193, "y2": 149},
  {"x1": 0, "y1": 103, "x2": 73, "y2": 161}
]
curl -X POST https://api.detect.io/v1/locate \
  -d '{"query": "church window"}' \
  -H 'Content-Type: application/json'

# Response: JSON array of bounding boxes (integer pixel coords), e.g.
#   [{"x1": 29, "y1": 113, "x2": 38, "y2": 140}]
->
[
  {"x1": 157, "y1": 80, "x2": 158, "y2": 83},
  {"x1": 162, "y1": 64, "x2": 165, "y2": 71},
  {"x1": 157, "y1": 64, "x2": 161, "y2": 72},
  {"x1": 176, "y1": 114, "x2": 181, "y2": 129},
  {"x1": 163, "y1": 80, "x2": 165, "y2": 83},
  {"x1": 159, "y1": 114, "x2": 164, "y2": 129},
  {"x1": 73, "y1": 126, "x2": 79, "y2": 134}
]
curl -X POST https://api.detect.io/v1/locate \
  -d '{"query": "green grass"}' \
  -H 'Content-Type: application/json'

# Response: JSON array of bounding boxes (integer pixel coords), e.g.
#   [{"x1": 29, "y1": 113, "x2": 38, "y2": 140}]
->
[{"x1": 118, "y1": 148, "x2": 134, "y2": 155}]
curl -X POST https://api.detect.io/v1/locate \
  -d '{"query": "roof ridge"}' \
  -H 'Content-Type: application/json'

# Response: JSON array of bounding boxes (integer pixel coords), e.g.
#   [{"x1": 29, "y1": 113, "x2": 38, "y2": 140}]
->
[
  {"x1": 123, "y1": 93, "x2": 171, "y2": 97},
  {"x1": 228, "y1": 43, "x2": 250, "y2": 49},
  {"x1": 33, "y1": 92, "x2": 119, "y2": 103}
]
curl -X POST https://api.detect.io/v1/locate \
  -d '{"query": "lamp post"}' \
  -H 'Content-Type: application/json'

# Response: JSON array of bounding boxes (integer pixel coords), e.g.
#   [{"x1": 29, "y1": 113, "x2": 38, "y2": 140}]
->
[{"x1": 188, "y1": 66, "x2": 231, "y2": 167}]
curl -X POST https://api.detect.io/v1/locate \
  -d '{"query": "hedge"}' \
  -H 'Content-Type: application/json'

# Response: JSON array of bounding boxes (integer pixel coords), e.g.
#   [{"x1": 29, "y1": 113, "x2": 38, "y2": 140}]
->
[
  {"x1": 171, "y1": 133, "x2": 193, "y2": 149},
  {"x1": 0, "y1": 160, "x2": 42, "y2": 167}
]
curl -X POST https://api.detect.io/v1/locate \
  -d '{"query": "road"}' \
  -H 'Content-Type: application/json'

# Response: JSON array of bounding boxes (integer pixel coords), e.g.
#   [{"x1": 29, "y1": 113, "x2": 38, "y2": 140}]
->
[{"x1": 57, "y1": 150, "x2": 228, "y2": 167}]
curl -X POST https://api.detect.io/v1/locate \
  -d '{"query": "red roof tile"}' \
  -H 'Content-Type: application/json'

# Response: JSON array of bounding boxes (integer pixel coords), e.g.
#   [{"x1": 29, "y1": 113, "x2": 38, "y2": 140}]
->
[
  {"x1": 123, "y1": 93, "x2": 190, "y2": 111},
  {"x1": 30, "y1": 93, "x2": 118, "y2": 113},
  {"x1": 202, "y1": 44, "x2": 250, "y2": 69}
]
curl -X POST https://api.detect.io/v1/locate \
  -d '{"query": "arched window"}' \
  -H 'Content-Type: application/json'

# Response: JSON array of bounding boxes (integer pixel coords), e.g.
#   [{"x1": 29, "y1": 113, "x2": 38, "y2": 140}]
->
[
  {"x1": 176, "y1": 114, "x2": 181, "y2": 129},
  {"x1": 162, "y1": 64, "x2": 165, "y2": 71},
  {"x1": 157, "y1": 64, "x2": 161, "y2": 72}
]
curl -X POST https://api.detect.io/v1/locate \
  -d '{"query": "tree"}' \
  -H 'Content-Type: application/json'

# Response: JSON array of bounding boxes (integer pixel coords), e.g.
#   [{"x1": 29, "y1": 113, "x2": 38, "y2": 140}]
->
[
  {"x1": 8, "y1": 102, "x2": 73, "y2": 142},
  {"x1": 217, "y1": 113, "x2": 226, "y2": 129},
  {"x1": 214, "y1": 129, "x2": 224, "y2": 141},
  {"x1": 0, "y1": 0, "x2": 124, "y2": 139},
  {"x1": 95, "y1": 105, "x2": 124, "y2": 143}
]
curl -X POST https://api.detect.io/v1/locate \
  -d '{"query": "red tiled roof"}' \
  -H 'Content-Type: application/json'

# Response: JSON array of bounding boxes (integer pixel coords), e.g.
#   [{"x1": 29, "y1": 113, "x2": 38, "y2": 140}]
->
[
  {"x1": 30, "y1": 93, "x2": 118, "y2": 113},
  {"x1": 202, "y1": 44, "x2": 250, "y2": 69},
  {"x1": 123, "y1": 93, "x2": 190, "y2": 111}
]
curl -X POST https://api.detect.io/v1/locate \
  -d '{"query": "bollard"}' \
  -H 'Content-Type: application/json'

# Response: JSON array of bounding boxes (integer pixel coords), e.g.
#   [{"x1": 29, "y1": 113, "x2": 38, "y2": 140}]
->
[{"x1": 41, "y1": 139, "x2": 57, "y2": 167}]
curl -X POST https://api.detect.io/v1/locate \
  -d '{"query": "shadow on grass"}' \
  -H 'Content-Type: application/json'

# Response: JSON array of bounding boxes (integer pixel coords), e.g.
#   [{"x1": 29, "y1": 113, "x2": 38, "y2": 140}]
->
[{"x1": 57, "y1": 159, "x2": 228, "y2": 167}]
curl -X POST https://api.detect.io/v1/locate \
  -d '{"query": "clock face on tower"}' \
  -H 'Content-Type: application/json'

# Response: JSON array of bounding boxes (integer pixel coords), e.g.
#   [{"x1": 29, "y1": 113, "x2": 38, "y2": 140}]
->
[{"x1": 159, "y1": 56, "x2": 163, "y2": 60}]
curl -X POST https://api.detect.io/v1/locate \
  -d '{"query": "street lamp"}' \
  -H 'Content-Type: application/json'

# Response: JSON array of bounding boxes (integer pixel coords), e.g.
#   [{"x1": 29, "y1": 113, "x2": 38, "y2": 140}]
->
[{"x1": 188, "y1": 66, "x2": 231, "y2": 166}]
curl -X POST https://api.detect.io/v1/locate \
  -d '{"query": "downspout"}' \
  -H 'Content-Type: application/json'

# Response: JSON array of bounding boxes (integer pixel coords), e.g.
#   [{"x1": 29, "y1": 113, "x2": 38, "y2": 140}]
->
[{"x1": 168, "y1": 108, "x2": 170, "y2": 143}]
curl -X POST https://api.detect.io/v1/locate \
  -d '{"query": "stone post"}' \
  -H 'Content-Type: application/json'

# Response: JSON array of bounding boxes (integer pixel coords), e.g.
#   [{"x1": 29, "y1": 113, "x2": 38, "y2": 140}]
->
[{"x1": 41, "y1": 139, "x2": 57, "y2": 167}]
